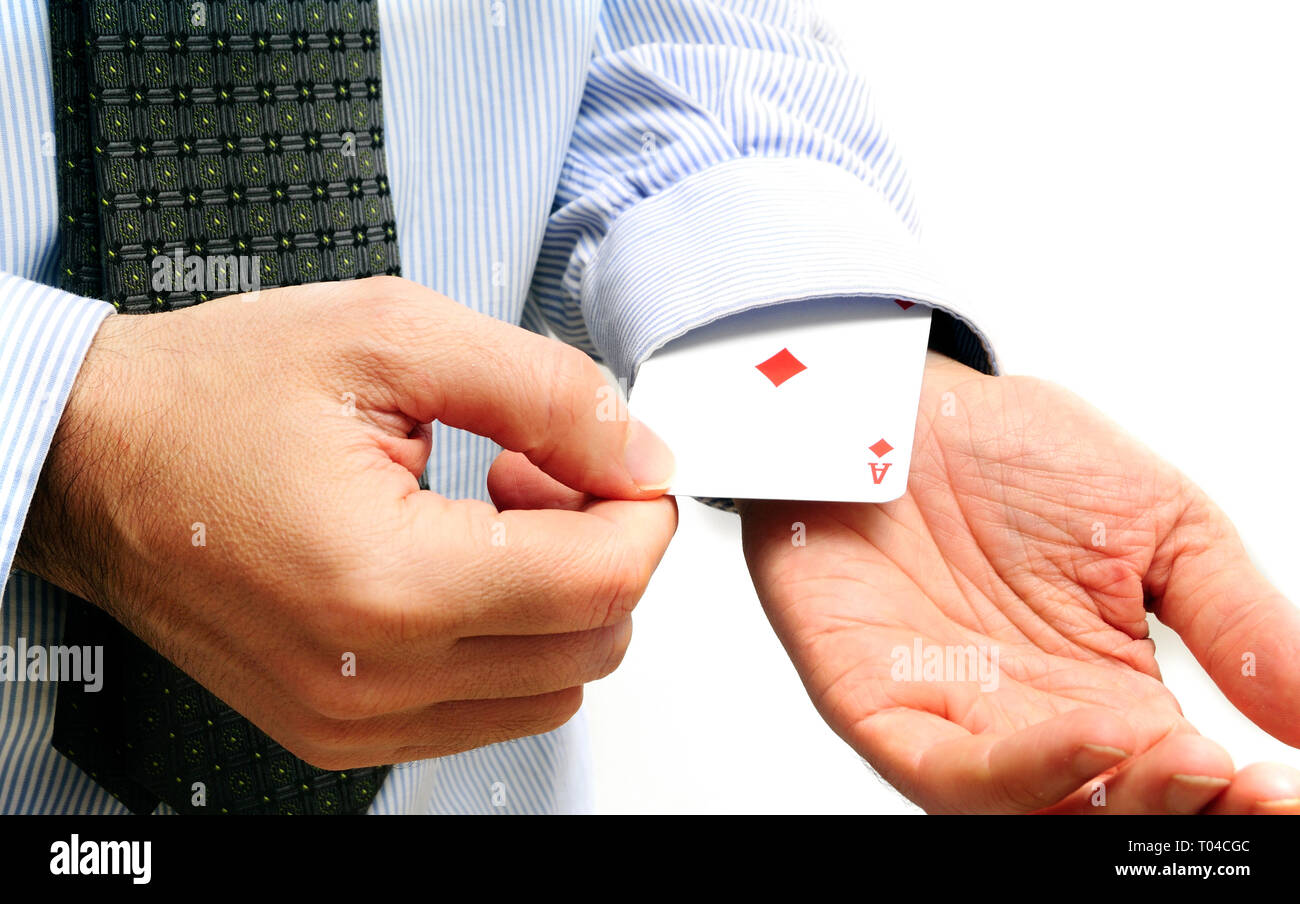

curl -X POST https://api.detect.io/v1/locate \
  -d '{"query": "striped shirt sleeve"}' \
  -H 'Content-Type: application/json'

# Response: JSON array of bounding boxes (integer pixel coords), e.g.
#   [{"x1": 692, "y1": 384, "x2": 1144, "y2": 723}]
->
[
  {"x1": 0, "y1": 271, "x2": 114, "y2": 586},
  {"x1": 530, "y1": 0, "x2": 996, "y2": 382}
]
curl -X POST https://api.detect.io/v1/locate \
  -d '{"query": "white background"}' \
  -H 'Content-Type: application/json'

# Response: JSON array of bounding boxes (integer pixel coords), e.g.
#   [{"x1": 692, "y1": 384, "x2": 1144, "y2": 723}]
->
[{"x1": 584, "y1": 0, "x2": 1300, "y2": 813}]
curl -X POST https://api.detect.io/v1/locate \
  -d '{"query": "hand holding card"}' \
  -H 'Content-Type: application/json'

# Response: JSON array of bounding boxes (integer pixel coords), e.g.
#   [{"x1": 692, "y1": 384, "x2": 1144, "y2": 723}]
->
[{"x1": 628, "y1": 297, "x2": 933, "y2": 503}]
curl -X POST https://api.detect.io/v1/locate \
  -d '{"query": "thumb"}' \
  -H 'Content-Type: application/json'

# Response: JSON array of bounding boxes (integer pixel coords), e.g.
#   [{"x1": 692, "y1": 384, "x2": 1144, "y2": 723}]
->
[
  {"x1": 355, "y1": 277, "x2": 675, "y2": 499},
  {"x1": 1147, "y1": 489, "x2": 1300, "y2": 747}
]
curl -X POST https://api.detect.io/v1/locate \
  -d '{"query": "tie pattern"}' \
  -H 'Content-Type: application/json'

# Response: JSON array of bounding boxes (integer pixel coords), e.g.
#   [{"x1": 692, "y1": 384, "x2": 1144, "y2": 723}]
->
[{"x1": 49, "y1": 0, "x2": 398, "y2": 814}]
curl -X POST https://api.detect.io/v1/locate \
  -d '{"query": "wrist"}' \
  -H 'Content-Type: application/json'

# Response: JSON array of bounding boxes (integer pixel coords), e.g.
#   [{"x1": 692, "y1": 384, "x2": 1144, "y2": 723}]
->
[{"x1": 14, "y1": 313, "x2": 149, "y2": 612}]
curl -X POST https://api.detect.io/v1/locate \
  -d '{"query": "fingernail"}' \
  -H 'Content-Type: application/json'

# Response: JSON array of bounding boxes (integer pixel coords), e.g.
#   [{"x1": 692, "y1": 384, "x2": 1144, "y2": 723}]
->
[
  {"x1": 1166, "y1": 774, "x2": 1231, "y2": 813},
  {"x1": 1073, "y1": 744, "x2": 1129, "y2": 776},
  {"x1": 1253, "y1": 797, "x2": 1300, "y2": 814},
  {"x1": 624, "y1": 417, "x2": 675, "y2": 491}
]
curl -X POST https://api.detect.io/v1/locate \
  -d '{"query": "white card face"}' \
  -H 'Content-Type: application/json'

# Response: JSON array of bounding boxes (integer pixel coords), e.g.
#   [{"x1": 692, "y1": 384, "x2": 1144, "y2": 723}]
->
[{"x1": 628, "y1": 297, "x2": 932, "y2": 502}]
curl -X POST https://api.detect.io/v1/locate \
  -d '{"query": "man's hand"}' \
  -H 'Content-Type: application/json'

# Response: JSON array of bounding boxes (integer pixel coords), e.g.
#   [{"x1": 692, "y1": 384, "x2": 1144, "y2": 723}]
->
[
  {"x1": 740, "y1": 351, "x2": 1300, "y2": 814},
  {"x1": 16, "y1": 276, "x2": 677, "y2": 769}
]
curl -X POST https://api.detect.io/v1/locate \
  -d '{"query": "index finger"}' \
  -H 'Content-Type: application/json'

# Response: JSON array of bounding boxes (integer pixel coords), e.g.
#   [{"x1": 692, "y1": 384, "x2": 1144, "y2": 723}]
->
[{"x1": 355, "y1": 278, "x2": 676, "y2": 500}]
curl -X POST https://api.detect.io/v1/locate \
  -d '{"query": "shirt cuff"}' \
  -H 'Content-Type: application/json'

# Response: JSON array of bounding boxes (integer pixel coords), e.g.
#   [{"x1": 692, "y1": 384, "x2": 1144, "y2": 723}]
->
[
  {"x1": 581, "y1": 155, "x2": 997, "y2": 383},
  {"x1": 0, "y1": 273, "x2": 115, "y2": 580}
]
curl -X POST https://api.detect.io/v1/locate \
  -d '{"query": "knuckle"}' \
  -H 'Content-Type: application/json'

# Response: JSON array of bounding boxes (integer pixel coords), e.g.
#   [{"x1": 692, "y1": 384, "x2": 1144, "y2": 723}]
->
[
  {"x1": 357, "y1": 273, "x2": 413, "y2": 303},
  {"x1": 535, "y1": 687, "x2": 584, "y2": 733},
  {"x1": 273, "y1": 717, "x2": 353, "y2": 771},
  {"x1": 549, "y1": 339, "x2": 600, "y2": 385},
  {"x1": 279, "y1": 646, "x2": 385, "y2": 722},
  {"x1": 308, "y1": 578, "x2": 367, "y2": 639},
  {"x1": 593, "y1": 621, "x2": 632, "y2": 681},
  {"x1": 366, "y1": 273, "x2": 410, "y2": 294},
  {"x1": 544, "y1": 624, "x2": 629, "y2": 688},
  {"x1": 284, "y1": 668, "x2": 351, "y2": 720},
  {"x1": 317, "y1": 682, "x2": 380, "y2": 721},
  {"x1": 316, "y1": 566, "x2": 440, "y2": 648},
  {"x1": 582, "y1": 538, "x2": 649, "y2": 630},
  {"x1": 329, "y1": 277, "x2": 436, "y2": 357},
  {"x1": 529, "y1": 342, "x2": 599, "y2": 456},
  {"x1": 332, "y1": 274, "x2": 410, "y2": 320},
  {"x1": 293, "y1": 746, "x2": 358, "y2": 772},
  {"x1": 491, "y1": 689, "x2": 584, "y2": 743}
]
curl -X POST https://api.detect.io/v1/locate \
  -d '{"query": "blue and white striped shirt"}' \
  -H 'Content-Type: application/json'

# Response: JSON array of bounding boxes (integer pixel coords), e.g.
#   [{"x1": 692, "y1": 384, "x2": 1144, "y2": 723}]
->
[{"x1": 0, "y1": 0, "x2": 988, "y2": 814}]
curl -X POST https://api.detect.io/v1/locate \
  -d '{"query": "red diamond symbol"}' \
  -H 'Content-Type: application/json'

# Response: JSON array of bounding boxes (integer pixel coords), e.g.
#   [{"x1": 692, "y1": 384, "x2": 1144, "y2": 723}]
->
[
  {"x1": 869, "y1": 438, "x2": 893, "y2": 458},
  {"x1": 755, "y1": 347, "x2": 807, "y2": 387},
  {"x1": 894, "y1": 299, "x2": 915, "y2": 310}
]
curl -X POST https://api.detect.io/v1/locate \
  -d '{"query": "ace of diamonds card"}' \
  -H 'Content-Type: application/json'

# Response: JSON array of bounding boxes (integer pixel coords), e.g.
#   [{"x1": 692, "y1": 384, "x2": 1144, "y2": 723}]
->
[{"x1": 628, "y1": 296, "x2": 932, "y2": 502}]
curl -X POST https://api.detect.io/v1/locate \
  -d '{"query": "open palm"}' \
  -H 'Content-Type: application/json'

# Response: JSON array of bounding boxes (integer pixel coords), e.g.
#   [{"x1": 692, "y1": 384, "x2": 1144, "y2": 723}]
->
[{"x1": 741, "y1": 353, "x2": 1300, "y2": 814}]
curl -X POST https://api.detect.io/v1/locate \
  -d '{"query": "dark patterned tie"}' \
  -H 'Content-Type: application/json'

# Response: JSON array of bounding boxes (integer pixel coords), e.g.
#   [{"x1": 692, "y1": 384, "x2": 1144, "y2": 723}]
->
[{"x1": 49, "y1": 0, "x2": 399, "y2": 814}]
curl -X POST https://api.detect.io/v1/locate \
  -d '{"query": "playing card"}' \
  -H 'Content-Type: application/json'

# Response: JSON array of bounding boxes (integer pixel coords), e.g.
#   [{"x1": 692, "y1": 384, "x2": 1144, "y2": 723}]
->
[{"x1": 628, "y1": 296, "x2": 933, "y2": 502}]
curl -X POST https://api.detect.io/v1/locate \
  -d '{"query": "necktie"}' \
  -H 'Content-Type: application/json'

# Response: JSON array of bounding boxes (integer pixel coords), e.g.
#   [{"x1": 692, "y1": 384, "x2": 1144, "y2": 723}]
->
[{"x1": 49, "y1": 0, "x2": 399, "y2": 814}]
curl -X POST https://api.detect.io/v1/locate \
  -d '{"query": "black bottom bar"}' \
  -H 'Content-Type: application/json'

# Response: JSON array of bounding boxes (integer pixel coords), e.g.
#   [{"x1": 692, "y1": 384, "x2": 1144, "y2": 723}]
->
[{"x1": 1, "y1": 813, "x2": 1291, "y2": 892}]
